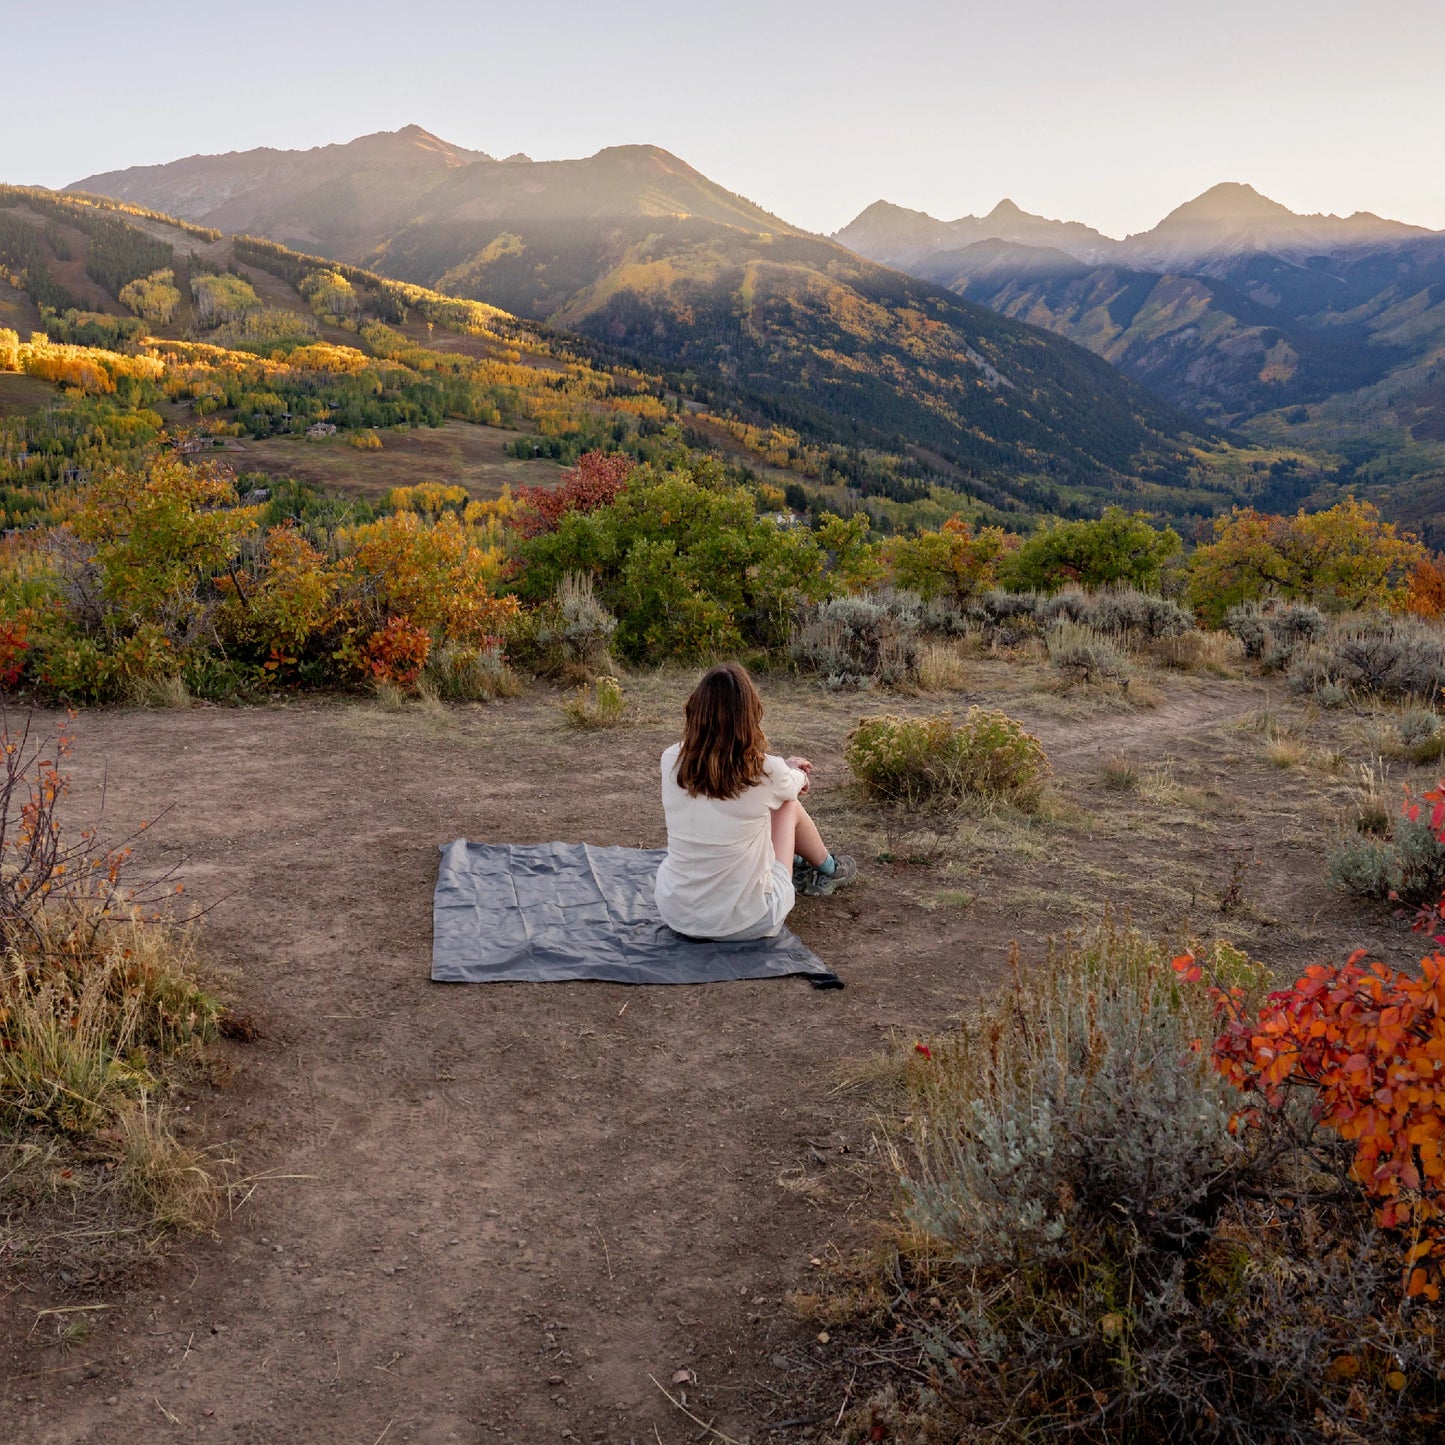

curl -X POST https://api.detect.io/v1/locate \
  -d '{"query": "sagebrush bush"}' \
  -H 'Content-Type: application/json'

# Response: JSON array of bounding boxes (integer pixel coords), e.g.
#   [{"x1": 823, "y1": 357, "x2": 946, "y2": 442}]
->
[
  {"x1": 1285, "y1": 645, "x2": 1341, "y2": 698},
  {"x1": 1269, "y1": 602, "x2": 1327, "y2": 646},
  {"x1": 1326, "y1": 615, "x2": 1445, "y2": 699},
  {"x1": 1397, "y1": 707, "x2": 1442, "y2": 748},
  {"x1": 1389, "y1": 707, "x2": 1445, "y2": 763},
  {"x1": 973, "y1": 587, "x2": 1040, "y2": 624},
  {"x1": 867, "y1": 925, "x2": 1445, "y2": 1443},
  {"x1": 509, "y1": 572, "x2": 618, "y2": 680},
  {"x1": 846, "y1": 708, "x2": 1049, "y2": 808},
  {"x1": 1224, "y1": 601, "x2": 1271, "y2": 658},
  {"x1": 1328, "y1": 813, "x2": 1445, "y2": 905},
  {"x1": 1045, "y1": 619, "x2": 1131, "y2": 684},
  {"x1": 789, "y1": 594, "x2": 919, "y2": 689},
  {"x1": 1087, "y1": 587, "x2": 1193, "y2": 638},
  {"x1": 1227, "y1": 600, "x2": 1328, "y2": 673}
]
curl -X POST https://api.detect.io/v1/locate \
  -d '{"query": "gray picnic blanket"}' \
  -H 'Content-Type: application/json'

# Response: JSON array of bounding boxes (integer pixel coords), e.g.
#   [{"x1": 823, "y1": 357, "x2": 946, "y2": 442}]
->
[{"x1": 431, "y1": 840, "x2": 841, "y2": 988}]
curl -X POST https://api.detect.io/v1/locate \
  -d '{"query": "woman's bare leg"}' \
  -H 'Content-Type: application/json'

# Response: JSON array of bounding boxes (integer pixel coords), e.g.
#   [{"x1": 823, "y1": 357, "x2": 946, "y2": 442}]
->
[{"x1": 771, "y1": 798, "x2": 828, "y2": 867}]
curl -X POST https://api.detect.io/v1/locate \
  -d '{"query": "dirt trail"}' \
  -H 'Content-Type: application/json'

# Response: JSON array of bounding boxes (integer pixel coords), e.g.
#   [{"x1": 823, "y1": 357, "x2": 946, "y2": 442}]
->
[
  {"x1": 1018, "y1": 677, "x2": 1266, "y2": 765},
  {"x1": 0, "y1": 676, "x2": 1327, "y2": 1442}
]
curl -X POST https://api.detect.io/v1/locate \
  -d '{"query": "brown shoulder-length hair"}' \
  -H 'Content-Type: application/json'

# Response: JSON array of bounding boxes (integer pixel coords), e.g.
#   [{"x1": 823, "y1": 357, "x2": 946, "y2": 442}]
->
[{"x1": 675, "y1": 663, "x2": 768, "y2": 800}]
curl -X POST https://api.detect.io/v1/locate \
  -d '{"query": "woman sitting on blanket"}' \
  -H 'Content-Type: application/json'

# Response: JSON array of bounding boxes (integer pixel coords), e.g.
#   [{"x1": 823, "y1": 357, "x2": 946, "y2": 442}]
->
[{"x1": 654, "y1": 662, "x2": 857, "y2": 941}]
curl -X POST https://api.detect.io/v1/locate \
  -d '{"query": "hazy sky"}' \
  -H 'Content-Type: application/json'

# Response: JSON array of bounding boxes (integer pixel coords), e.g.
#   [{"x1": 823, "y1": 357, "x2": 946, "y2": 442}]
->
[{"x1": 4, "y1": 0, "x2": 1442, "y2": 236}]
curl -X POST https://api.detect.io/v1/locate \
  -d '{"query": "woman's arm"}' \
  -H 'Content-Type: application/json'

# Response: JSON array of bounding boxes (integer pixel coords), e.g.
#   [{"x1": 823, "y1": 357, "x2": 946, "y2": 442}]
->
[{"x1": 784, "y1": 756, "x2": 813, "y2": 793}]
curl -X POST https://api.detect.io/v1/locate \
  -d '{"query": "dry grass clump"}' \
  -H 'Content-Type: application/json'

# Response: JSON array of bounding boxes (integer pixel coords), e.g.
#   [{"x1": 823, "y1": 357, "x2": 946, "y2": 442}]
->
[
  {"x1": 914, "y1": 640, "x2": 969, "y2": 693},
  {"x1": 0, "y1": 709, "x2": 228, "y2": 1271},
  {"x1": 560, "y1": 673, "x2": 627, "y2": 729},
  {"x1": 420, "y1": 641, "x2": 522, "y2": 702},
  {"x1": 1146, "y1": 628, "x2": 1240, "y2": 675},
  {"x1": 1264, "y1": 733, "x2": 1307, "y2": 768},
  {"x1": 113, "y1": 1095, "x2": 221, "y2": 1232},
  {"x1": 1099, "y1": 755, "x2": 1140, "y2": 791},
  {"x1": 131, "y1": 673, "x2": 192, "y2": 709},
  {"x1": 837, "y1": 922, "x2": 1445, "y2": 1443}
]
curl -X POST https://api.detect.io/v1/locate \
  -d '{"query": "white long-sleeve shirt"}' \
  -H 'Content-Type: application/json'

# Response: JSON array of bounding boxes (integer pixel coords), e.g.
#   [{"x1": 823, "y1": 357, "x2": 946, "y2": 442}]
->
[{"x1": 653, "y1": 744, "x2": 807, "y2": 939}]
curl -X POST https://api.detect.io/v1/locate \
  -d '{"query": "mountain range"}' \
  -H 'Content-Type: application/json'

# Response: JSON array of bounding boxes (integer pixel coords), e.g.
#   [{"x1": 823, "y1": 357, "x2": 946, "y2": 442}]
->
[
  {"x1": 836, "y1": 187, "x2": 1445, "y2": 476},
  {"x1": 837, "y1": 185, "x2": 1430, "y2": 274}
]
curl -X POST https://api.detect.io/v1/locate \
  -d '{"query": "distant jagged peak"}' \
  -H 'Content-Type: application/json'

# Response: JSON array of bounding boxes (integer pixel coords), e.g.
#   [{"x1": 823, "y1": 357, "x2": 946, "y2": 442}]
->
[
  {"x1": 322, "y1": 124, "x2": 489, "y2": 164},
  {"x1": 837, "y1": 194, "x2": 1116, "y2": 267},
  {"x1": 1125, "y1": 180, "x2": 1433, "y2": 260},
  {"x1": 1150, "y1": 181, "x2": 1295, "y2": 231}
]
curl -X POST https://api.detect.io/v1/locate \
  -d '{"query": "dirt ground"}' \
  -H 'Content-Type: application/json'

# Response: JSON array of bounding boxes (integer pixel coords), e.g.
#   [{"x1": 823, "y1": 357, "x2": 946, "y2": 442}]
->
[{"x1": 1, "y1": 660, "x2": 1428, "y2": 1443}]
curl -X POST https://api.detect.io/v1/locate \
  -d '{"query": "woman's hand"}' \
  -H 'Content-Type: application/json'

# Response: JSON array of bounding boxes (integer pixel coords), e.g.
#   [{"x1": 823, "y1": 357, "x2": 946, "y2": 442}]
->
[{"x1": 785, "y1": 756, "x2": 814, "y2": 792}]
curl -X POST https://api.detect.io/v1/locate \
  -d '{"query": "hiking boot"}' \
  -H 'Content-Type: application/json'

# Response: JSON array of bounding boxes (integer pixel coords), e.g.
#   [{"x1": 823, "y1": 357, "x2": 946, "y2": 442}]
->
[{"x1": 794, "y1": 852, "x2": 858, "y2": 897}]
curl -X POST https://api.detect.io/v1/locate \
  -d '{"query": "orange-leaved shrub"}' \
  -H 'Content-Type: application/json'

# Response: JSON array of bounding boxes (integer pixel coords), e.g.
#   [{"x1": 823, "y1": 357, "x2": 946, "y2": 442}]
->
[
  {"x1": 5, "y1": 448, "x2": 520, "y2": 701},
  {"x1": 360, "y1": 616, "x2": 431, "y2": 688},
  {"x1": 1192, "y1": 948, "x2": 1445, "y2": 1300},
  {"x1": 1180, "y1": 778, "x2": 1445, "y2": 1301},
  {"x1": 1186, "y1": 497, "x2": 1427, "y2": 626},
  {"x1": 1407, "y1": 554, "x2": 1445, "y2": 620}
]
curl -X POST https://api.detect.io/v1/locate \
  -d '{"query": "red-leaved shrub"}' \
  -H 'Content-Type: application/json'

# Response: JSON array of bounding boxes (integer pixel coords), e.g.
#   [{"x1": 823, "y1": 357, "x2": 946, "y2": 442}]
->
[{"x1": 513, "y1": 451, "x2": 631, "y2": 538}]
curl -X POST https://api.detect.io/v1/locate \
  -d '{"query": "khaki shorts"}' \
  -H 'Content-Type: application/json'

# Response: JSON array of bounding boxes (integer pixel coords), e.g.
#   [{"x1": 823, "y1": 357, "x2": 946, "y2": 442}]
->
[{"x1": 712, "y1": 860, "x2": 796, "y2": 942}]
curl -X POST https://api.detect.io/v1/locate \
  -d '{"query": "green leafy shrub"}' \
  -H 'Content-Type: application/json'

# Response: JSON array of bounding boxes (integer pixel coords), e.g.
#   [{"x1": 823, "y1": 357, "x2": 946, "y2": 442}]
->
[
  {"x1": 1000, "y1": 506, "x2": 1182, "y2": 593},
  {"x1": 846, "y1": 708, "x2": 1049, "y2": 808},
  {"x1": 883, "y1": 517, "x2": 1017, "y2": 604},
  {"x1": 516, "y1": 455, "x2": 834, "y2": 662}
]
